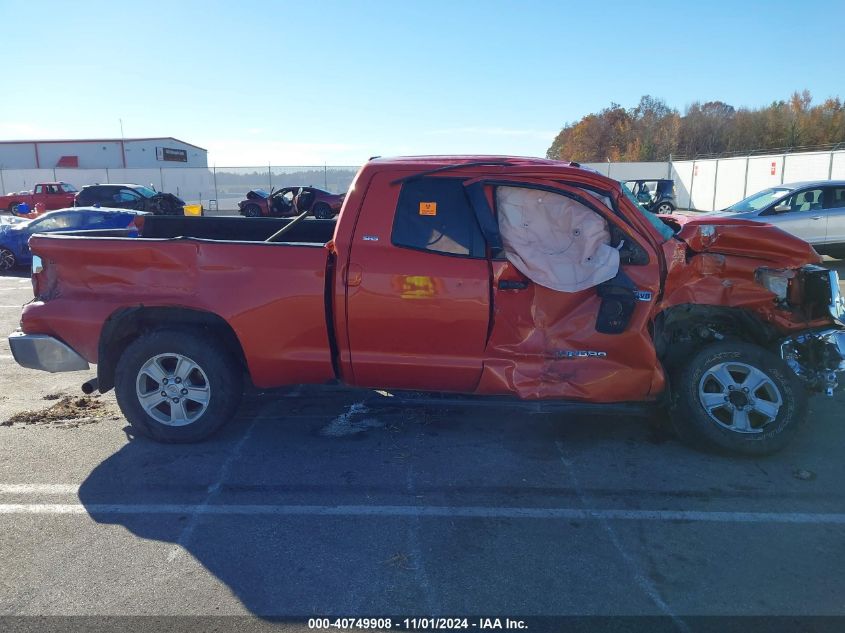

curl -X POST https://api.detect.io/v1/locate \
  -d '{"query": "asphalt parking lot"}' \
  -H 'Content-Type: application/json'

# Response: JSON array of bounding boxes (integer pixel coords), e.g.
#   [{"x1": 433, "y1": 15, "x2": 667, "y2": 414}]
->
[{"x1": 1, "y1": 263, "x2": 844, "y2": 631}]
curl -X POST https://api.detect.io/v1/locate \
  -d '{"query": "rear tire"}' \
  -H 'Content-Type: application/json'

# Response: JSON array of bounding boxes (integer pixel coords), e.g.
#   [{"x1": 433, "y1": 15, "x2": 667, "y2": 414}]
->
[
  {"x1": 669, "y1": 341, "x2": 807, "y2": 456},
  {"x1": 656, "y1": 202, "x2": 674, "y2": 214},
  {"x1": 114, "y1": 329, "x2": 243, "y2": 443},
  {"x1": 8, "y1": 203, "x2": 20, "y2": 214},
  {"x1": 313, "y1": 203, "x2": 332, "y2": 219},
  {"x1": 0, "y1": 248, "x2": 16, "y2": 271},
  {"x1": 242, "y1": 204, "x2": 261, "y2": 218}
]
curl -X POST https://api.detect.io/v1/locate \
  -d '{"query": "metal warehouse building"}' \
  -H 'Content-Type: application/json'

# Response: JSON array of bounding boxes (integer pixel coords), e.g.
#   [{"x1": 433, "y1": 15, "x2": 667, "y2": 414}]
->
[{"x1": 0, "y1": 137, "x2": 207, "y2": 169}]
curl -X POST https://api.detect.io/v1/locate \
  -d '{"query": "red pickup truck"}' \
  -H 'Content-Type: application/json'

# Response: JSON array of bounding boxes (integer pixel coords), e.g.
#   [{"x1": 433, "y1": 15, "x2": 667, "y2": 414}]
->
[
  {"x1": 0, "y1": 182, "x2": 78, "y2": 214},
  {"x1": 8, "y1": 156, "x2": 845, "y2": 455}
]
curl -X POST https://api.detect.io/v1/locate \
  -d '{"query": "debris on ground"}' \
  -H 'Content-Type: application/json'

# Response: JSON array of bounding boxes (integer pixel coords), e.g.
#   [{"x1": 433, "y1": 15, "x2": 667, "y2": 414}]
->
[
  {"x1": 43, "y1": 392, "x2": 63, "y2": 400},
  {"x1": 320, "y1": 403, "x2": 384, "y2": 437},
  {"x1": 382, "y1": 551, "x2": 414, "y2": 570},
  {"x1": 792, "y1": 468, "x2": 817, "y2": 481},
  {"x1": 2, "y1": 396, "x2": 108, "y2": 428}
]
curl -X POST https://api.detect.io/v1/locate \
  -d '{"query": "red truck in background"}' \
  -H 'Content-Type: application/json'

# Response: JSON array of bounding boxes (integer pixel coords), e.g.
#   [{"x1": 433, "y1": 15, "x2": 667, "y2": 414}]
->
[
  {"x1": 8, "y1": 156, "x2": 845, "y2": 455},
  {"x1": 0, "y1": 182, "x2": 78, "y2": 214}
]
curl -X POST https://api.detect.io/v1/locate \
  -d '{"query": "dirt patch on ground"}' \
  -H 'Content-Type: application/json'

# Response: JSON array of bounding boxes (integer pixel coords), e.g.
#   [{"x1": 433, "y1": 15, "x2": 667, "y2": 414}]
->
[{"x1": 2, "y1": 396, "x2": 116, "y2": 429}]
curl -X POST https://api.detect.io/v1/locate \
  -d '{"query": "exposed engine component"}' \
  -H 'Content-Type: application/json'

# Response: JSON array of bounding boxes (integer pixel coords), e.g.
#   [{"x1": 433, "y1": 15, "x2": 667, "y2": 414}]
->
[{"x1": 781, "y1": 329, "x2": 845, "y2": 396}]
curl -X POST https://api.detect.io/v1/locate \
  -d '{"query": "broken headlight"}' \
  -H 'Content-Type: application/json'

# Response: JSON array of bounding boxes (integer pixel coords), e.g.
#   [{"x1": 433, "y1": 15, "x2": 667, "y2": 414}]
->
[{"x1": 755, "y1": 267, "x2": 796, "y2": 302}]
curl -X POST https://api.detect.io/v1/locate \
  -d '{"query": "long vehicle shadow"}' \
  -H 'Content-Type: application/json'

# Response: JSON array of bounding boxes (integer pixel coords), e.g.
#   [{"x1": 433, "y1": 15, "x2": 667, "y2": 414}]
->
[{"x1": 76, "y1": 386, "x2": 845, "y2": 617}]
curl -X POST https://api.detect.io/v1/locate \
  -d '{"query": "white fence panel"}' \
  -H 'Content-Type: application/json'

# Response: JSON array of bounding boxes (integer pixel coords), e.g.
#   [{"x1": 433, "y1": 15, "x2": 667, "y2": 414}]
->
[
  {"x1": 161, "y1": 169, "x2": 216, "y2": 206},
  {"x1": 606, "y1": 162, "x2": 668, "y2": 182},
  {"x1": 690, "y1": 160, "x2": 717, "y2": 210},
  {"x1": 783, "y1": 152, "x2": 832, "y2": 183},
  {"x1": 671, "y1": 161, "x2": 694, "y2": 209},
  {"x1": 746, "y1": 155, "x2": 784, "y2": 197},
  {"x1": 106, "y1": 168, "x2": 165, "y2": 191},
  {"x1": 0, "y1": 169, "x2": 54, "y2": 199},
  {"x1": 55, "y1": 169, "x2": 108, "y2": 190},
  {"x1": 832, "y1": 152, "x2": 845, "y2": 180},
  {"x1": 714, "y1": 158, "x2": 747, "y2": 210}
]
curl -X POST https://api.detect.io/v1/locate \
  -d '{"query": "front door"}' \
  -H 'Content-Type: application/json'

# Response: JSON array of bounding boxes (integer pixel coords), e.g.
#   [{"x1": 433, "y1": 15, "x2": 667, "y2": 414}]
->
[
  {"x1": 469, "y1": 178, "x2": 665, "y2": 402},
  {"x1": 345, "y1": 173, "x2": 491, "y2": 392}
]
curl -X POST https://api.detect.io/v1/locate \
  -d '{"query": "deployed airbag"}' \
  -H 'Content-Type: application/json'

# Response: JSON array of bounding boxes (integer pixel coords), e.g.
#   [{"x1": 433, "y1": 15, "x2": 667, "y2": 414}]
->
[{"x1": 496, "y1": 186, "x2": 619, "y2": 292}]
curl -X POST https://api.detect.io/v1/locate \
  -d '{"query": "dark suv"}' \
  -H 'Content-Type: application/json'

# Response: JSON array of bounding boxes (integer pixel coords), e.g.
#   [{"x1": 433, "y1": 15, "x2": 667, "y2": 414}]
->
[
  {"x1": 75, "y1": 184, "x2": 185, "y2": 215},
  {"x1": 624, "y1": 179, "x2": 676, "y2": 214}
]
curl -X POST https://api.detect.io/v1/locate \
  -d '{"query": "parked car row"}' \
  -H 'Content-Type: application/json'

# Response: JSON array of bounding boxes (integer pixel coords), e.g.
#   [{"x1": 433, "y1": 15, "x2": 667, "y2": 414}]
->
[{"x1": 1, "y1": 182, "x2": 194, "y2": 216}]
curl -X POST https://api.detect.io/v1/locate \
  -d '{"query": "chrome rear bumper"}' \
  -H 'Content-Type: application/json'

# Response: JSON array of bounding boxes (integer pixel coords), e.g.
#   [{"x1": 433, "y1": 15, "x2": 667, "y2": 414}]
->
[{"x1": 8, "y1": 331, "x2": 90, "y2": 373}]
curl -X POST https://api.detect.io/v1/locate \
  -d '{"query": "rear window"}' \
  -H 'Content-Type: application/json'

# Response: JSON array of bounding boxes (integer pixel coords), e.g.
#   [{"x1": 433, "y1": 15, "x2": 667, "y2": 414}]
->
[{"x1": 391, "y1": 177, "x2": 486, "y2": 258}]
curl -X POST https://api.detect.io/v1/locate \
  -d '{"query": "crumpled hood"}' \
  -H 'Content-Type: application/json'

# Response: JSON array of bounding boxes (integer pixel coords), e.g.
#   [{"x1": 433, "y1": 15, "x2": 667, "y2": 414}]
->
[
  {"x1": 677, "y1": 217, "x2": 822, "y2": 266},
  {"x1": 246, "y1": 189, "x2": 269, "y2": 200}
]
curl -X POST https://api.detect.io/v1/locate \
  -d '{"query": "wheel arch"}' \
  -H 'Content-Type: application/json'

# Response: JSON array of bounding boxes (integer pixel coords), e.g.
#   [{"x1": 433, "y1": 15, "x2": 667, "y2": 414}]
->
[
  {"x1": 653, "y1": 304, "x2": 779, "y2": 373},
  {"x1": 98, "y1": 306, "x2": 249, "y2": 392}
]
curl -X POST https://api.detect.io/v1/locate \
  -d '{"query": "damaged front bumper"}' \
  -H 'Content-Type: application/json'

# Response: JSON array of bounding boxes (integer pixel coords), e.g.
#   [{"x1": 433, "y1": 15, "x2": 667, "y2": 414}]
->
[
  {"x1": 780, "y1": 269, "x2": 845, "y2": 396},
  {"x1": 781, "y1": 329, "x2": 845, "y2": 396}
]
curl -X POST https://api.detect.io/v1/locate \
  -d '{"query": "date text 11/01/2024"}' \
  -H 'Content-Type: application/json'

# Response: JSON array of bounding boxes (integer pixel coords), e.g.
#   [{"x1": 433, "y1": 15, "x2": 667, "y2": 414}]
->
[{"x1": 307, "y1": 618, "x2": 528, "y2": 630}]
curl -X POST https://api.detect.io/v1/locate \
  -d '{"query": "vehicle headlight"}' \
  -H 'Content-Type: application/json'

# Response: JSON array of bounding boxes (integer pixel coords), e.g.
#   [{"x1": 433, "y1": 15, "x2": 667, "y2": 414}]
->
[{"x1": 755, "y1": 267, "x2": 795, "y2": 301}]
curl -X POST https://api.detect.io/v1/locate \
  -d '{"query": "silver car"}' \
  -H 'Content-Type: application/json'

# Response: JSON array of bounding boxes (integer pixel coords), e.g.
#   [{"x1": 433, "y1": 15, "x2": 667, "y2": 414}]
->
[{"x1": 714, "y1": 180, "x2": 845, "y2": 258}]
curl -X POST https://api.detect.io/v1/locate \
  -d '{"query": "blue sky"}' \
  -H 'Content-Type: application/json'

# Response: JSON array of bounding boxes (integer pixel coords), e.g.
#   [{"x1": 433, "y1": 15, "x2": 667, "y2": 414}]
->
[{"x1": 1, "y1": 0, "x2": 843, "y2": 165}]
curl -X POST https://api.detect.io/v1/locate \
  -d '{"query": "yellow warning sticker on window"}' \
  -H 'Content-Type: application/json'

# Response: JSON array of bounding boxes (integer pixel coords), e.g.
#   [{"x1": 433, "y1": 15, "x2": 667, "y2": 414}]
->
[{"x1": 419, "y1": 202, "x2": 437, "y2": 216}]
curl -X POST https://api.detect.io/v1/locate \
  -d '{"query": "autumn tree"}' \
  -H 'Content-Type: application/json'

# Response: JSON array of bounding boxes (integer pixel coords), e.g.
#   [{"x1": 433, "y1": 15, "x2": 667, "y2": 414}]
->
[{"x1": 546, "y1": 91, "x2": 845, "y2": 161}]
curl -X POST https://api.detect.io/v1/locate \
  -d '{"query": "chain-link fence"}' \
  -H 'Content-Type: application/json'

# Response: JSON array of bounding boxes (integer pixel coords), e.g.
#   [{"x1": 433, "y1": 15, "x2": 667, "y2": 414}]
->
[{"x1": 0, "y1": 166, "x2": 360, "y2": 213}]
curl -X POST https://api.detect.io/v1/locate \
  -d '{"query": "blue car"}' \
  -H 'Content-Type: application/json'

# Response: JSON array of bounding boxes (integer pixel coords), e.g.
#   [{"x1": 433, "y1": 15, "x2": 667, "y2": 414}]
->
[{"x1": 0, "y1": 207, "x2": 145, "y2": 271}]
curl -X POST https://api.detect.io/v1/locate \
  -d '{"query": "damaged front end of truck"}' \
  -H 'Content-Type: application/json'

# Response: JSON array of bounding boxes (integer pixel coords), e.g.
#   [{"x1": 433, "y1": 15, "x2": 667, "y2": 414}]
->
[{"x1": 660, "y1": 217, "x2": 845, "y2": 398}]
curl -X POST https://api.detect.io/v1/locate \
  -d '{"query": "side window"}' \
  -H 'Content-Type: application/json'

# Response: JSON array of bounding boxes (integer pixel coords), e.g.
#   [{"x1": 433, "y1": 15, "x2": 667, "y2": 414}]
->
[
  {"x1": 30, "y1": 213, "x2": 80, "y2": 231},
  {"x1": 391, "y1": 177, "x2": 485, "y2": 257},
  {"x1": 115, "y1": 189, "x2": 142, "y2": 203},
  {"x1": 824, "y1": 187, "x2": 845, "y2": 209},
  {"x1": 47, "y1": 185, "x2": 60, "y2": 194},
  {"x1": 783, "y1": 188, "x2": 824, "y2": 212},
  {"x1": 34, "y1": 185, "x2": 43, "y2": 194}
]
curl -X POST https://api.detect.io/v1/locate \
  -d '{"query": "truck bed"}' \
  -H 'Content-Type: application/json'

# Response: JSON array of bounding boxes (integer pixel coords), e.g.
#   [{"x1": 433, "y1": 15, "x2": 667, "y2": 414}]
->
[
  {"x1": 140, "y1": 215, "x2": 337, "y2": 244},
  {"x1": 24, "y1": 217, "x2": 338, "y2": 388}
]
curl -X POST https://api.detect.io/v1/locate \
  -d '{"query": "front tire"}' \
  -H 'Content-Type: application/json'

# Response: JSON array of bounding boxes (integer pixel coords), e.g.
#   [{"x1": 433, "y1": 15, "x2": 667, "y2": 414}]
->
[
  {"x1": 313, "y1": 203, "x2": 332, "y2": 219},
  {"x1": 656, "y1": 202, "x2": 674, "y2": 214},
  {"x1": 0, "y1": 248, "x2": 16, "y2": 272},
  {"x1": 114, "y1": 329, "x2": 243, "y2": 443},
  {"x1": 242, "y1": 204, "x2": 261, "y2": 218},
  {"x1": 670, "y1": 341, "x2": 807, "y2": 455}
]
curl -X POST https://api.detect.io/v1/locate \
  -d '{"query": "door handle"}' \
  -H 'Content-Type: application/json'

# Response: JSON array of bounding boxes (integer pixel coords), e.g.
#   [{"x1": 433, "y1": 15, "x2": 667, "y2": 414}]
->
[{"x1": 498, "y1": 279, "x2": 529, "y2": 290}]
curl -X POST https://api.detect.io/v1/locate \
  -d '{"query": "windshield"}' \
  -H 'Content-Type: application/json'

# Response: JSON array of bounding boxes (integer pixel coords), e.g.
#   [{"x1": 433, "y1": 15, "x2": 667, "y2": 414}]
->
[
  {"x1": 620, "y1": 185, "x2": 675, "y2": 241},
  {"x1": 133, "y1": 186, "x2": 157, "y2": 198},
  {"x1": 60, "y1": 183, "x2": 78, "y2": 193},
  {"x1": 724, "y1": 187, "x2": 792, "y2": 213}
]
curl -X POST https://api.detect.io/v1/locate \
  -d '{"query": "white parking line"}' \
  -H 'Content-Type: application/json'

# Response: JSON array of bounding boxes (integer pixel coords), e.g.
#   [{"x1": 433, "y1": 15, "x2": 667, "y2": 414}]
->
[
  {"x1": 0, "y1": 484, "x2": 80, "y2": 494},
  {"x1": 0, "y1": 503, "x2": 844, "y2": 524}
]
